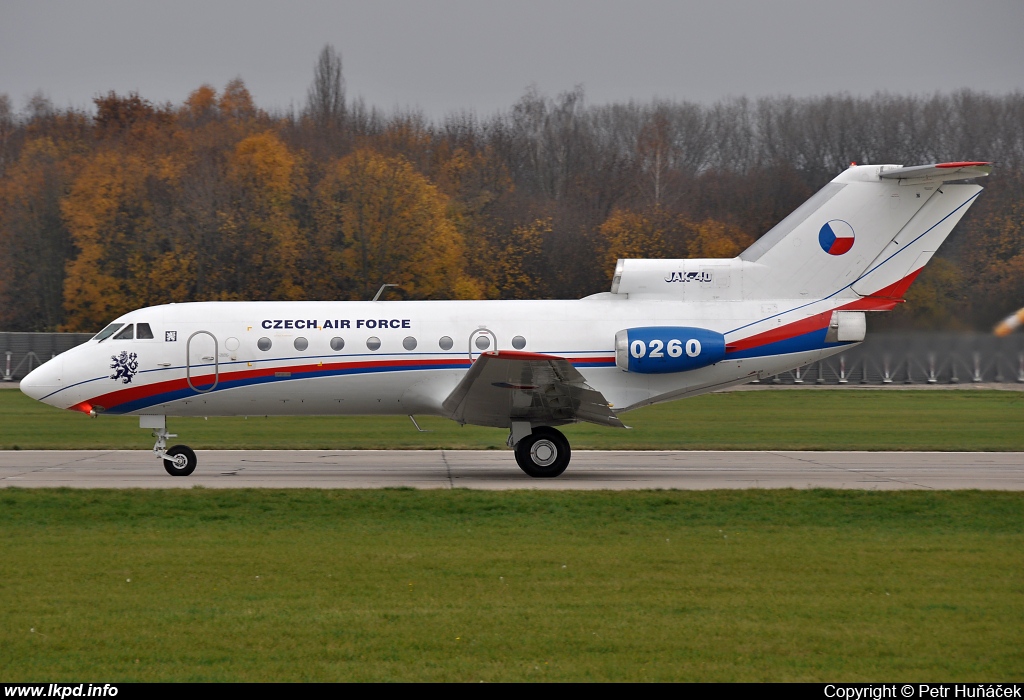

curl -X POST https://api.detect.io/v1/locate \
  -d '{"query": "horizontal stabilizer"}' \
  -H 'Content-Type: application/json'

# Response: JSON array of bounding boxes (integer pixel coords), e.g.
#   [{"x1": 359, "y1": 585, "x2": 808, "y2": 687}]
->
[{"x1": 879, "y1": 161, "x2": 992, "y2": 183}]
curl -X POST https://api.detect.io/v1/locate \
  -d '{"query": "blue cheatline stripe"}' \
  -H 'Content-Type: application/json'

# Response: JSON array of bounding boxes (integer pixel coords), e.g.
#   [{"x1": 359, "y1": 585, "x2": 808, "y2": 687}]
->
[{"x1": 725, "y1": 327, "x2": 851, "y2": 360}]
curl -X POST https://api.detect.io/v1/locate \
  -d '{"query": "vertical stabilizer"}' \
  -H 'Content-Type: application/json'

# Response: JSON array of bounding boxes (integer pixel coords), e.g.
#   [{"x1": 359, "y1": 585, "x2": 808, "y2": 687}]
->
[{"x1": 739, "y1": 164, "x2": 987, "y2": 301}]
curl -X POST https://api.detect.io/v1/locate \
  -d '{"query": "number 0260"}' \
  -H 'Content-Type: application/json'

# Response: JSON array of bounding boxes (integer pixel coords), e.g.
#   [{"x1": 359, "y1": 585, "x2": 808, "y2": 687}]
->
[{"x1": 630, "y1": 338, "x2": 701, "y2": 359}]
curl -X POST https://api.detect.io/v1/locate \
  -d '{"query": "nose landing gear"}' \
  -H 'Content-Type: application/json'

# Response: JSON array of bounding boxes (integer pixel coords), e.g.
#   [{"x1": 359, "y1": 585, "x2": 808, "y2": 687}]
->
[
  {"x1": 142, "y1": 416, "x2": 197, "y2": 476},
  {"x1": 161, "y1": 444, "x2": 197, "y2": 477}
]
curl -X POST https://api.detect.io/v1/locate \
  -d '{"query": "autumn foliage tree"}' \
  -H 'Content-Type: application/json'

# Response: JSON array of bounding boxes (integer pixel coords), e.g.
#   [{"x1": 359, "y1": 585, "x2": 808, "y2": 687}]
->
[
  {"x1": 598, "y1": 209, "x2": 751, "y2": 281},
  {"x1": 222, "y1": 131, "x2": 303, "y2": 299},
  {"x1": 313, "y1": 149, "x2": 480, "y2": 300},
  {"x1": 685, "y1": 219, "x2": 753, "y2": 258},
  {"x1": 60, "y1": 149, "x2": 157, "y2": 331},
  {"x1": 599, "y1": 209, "x2": 672, "y2": 273}
]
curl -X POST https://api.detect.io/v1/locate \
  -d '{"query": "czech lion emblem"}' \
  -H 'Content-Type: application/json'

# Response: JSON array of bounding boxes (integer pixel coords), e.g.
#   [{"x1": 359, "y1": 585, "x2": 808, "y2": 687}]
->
[{"x1": 110, "y1": 351, "x2": 139, "y2": 384}]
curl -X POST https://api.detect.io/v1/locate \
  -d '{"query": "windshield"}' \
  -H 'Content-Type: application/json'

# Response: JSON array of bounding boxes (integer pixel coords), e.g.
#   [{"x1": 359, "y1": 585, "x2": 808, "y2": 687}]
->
[{"x1": 93, "y1": 323, "x2": 124, "y2": 342}]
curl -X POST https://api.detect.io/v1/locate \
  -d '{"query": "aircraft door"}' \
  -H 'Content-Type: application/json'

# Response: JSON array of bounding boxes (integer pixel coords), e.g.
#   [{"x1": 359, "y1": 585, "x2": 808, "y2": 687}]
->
[
  {"x1": 186, "y1": 331, "x2": 219, "y2": 393},
  {"x1": 468, "y1": 328, "x2": 497, "y2": 362}
]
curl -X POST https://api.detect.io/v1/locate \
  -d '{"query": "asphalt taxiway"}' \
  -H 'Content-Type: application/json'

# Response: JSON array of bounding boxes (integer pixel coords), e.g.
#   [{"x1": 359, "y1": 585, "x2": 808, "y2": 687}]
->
[{"x1": 0, "y1": 450, "x2": 1021, "y2": 489}]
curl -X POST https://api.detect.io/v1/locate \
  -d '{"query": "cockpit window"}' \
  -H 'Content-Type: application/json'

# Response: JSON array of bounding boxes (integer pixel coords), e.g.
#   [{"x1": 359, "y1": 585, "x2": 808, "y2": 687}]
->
[
  {"x1": 93, "y1": 323, "x2": 124, "y2": 341},
  {"x1": 113, "y1": 324, "x2": 134, "y2": 340},
  {"x1": 137, "y1": 323, "x2": 154, "y2": 339}
]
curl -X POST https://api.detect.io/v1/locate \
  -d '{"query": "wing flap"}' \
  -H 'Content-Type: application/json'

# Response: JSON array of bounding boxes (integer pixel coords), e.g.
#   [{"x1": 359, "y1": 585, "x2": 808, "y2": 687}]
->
[{"x1": 442, "y1": 350, "x2": 626, "y2": 429}]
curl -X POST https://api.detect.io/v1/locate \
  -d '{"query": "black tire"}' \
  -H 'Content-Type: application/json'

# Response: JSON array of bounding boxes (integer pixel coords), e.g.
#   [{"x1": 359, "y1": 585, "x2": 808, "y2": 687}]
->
[
  {"x1": 514, "y1": 427, "x2": 571, "y2": 478},
  {"x1": 163, "y1": 445, "x2": 197, "y2": 476}
]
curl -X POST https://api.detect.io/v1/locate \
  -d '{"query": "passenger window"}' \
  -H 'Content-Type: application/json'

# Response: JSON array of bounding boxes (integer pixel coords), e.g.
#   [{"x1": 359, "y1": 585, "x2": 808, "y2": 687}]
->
[
  {"x1": 294, "y1": 337, "x2": 308, "y2": 351},
  {"x1": 366, "y1": 337, "x2": 381, "y2": 351},
  {"x1": 439, "y1": 336, "x2": 453, "y2": 350},
  {"x1": 403, "y1": 336, "x2": 417, "y2": 351},
  {"x1": 137, "y1": 323, "x2": 154, "y2": 339},
  {"x1": 512, "y1": 335, "x2": 526, "y2": 350},
  {"x1": 258, "y1": 337, "x2": 272, "y2": 351},
  {"x1": 330, "y1": 337, "x2": 345, "y2": 351},
  {"x1": 113, "y1": 324, "x2": 134, "y2": 340}
]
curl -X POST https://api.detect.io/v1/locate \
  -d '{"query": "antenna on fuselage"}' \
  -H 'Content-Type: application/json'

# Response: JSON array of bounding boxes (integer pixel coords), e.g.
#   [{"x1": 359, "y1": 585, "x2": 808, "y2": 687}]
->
[{"x1": 372, "y1": 283, "x2": 399, "y2": 302}]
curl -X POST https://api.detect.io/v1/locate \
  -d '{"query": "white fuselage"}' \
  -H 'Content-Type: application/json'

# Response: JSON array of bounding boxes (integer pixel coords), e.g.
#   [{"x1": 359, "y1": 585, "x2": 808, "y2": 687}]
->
[{"x1": 21, "y1": 294, "x2": 855, "y2": 419}]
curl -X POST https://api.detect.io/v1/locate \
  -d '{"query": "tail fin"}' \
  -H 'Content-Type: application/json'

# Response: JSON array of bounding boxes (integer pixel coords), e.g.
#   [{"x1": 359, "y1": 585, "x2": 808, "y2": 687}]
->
[{"x1": 739, "y1": 163, "x2": 990, "y2": 301}]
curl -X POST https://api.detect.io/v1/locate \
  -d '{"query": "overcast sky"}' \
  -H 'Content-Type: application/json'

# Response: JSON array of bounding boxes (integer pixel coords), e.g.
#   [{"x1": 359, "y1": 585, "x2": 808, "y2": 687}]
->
[{"x1": 3, "y1": 0, "x2": 1023, "y2": 118}]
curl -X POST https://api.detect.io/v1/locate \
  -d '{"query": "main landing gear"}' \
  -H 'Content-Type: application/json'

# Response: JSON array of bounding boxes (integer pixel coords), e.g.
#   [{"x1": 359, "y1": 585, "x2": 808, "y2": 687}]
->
[
  {"x1": 510, "y1": 424, "x2": 571, "y2": 478},
  {"x1": 141, "y1": 416, "x2": 197, "y2": 476}
]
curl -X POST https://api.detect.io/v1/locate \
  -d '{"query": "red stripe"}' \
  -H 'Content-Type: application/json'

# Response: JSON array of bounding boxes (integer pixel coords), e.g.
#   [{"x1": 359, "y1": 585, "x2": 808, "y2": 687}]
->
[
  {"x1": 838, "y1": 268, "x2": 923, "y2": 311},
  {"x1": 874, "y1": 267, "x2": 923, "y2": 299},
  {"x1": 726, "y1": 311, "x2": 832, "y2": 353},
  {"x1": 936, "y1": 161, "x2": 990, "y2": 168}
]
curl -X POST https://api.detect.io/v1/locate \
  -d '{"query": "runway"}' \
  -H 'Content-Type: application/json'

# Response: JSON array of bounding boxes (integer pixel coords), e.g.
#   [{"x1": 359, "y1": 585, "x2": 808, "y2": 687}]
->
[{"x1": 1, "y1": 450, "x2": 1022, "y2": 489}]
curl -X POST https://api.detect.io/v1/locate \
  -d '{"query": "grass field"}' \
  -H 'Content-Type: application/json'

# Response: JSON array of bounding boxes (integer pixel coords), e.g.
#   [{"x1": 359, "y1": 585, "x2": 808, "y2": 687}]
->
[
  {"x1": 2, "y1": 388, "x2": 1024, "y2": 451},
  {"x1": 1, "y1": 489, "x2": 1021, "y2": 681}
]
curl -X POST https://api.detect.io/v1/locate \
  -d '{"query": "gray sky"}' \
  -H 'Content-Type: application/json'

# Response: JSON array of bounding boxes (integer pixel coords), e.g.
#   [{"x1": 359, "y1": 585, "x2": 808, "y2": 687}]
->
[{"x1": 3, "y1": 0, "x2": 1023, "y2": 118}]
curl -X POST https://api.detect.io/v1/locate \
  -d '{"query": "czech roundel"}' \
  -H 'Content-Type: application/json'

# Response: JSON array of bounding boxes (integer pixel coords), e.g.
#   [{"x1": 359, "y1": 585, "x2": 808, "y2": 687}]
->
[{"x1": 818, "y1": 219, "x2": 855, "y2": 255}]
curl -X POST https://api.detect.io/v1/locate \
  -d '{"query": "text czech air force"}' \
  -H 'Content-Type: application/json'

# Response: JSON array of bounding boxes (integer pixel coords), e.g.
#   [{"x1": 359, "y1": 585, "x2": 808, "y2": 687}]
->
[{"x1": 261, "y1": 319, "x2": 412, "y2": 330}]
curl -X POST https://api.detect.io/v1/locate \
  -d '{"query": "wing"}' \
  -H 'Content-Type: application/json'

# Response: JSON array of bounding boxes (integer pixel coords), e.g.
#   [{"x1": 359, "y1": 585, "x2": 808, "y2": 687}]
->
[{"x1": 441, "y1": 350, "x2": 627, "y2": 430}]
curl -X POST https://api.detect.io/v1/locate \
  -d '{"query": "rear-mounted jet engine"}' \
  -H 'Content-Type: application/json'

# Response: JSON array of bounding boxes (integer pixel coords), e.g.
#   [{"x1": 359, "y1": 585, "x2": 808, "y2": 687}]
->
[{"x1": 615, "y1": 327, "x2": 726, "y2": 374}]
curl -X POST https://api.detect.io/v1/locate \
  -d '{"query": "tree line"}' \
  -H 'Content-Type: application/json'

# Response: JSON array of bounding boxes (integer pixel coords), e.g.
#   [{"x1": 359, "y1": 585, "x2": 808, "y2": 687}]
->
[{"x1": 1, "y1": 46, "x2": 1022, "y2": 333}]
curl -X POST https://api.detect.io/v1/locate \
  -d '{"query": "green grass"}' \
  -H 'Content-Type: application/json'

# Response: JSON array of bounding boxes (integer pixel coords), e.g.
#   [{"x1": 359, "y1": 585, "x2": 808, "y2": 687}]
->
[
  {"x1": 1, "y1": 489, "x2": 1021, "y2": 681},
  {"x1": 2, "y1": 388, "x2": 1024, "y2": 451}
]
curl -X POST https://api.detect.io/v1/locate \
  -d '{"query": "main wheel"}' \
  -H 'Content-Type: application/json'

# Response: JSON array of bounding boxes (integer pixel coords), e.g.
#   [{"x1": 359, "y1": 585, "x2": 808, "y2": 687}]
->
[
  {"x1": 163, "y1": 445, "x2": 197, "y2": 476},
  {"x1": 514, "y1": 427, "x2": 571, "y2": 478}
]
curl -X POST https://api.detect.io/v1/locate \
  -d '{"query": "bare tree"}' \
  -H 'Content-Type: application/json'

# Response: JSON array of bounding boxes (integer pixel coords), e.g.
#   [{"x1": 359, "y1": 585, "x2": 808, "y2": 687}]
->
[
  {"x1": 23, "y1": 91, "x2": 54, "y2": 121},
  {"x1": 0, "y1": 93, "x2": 12, "y2": 175},
  {"x1": 306, "y1": 44, "x2": 346, "y2": 131}
]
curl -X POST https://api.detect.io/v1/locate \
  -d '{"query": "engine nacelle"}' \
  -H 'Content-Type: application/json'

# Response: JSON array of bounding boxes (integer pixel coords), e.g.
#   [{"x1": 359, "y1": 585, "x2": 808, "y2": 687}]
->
[{"x1": 615, "y1": 327, "x2": 726, "y2": 374}]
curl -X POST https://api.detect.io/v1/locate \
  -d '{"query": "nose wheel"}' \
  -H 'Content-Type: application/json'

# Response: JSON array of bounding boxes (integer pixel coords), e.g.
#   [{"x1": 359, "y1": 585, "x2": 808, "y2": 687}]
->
[
  {"x1": 146, "y1": 418, "x2": 198, "y2": 477},
  {"x1": 163, "y1": 445, "x2": 197, "y2": 476},
  {"x1": 513, "y1": 426, "x2": 571, "y2": 478}
]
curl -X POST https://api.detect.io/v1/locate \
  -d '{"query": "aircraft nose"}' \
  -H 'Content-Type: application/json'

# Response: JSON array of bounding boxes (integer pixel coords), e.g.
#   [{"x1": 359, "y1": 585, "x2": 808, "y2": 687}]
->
[{"x1": 20, "y1": 357, "x2": 63, "y2": 402}]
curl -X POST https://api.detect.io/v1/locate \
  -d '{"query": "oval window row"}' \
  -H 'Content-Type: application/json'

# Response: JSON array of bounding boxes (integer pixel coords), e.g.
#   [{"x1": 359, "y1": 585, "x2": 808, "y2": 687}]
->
[{"x1": 255, "y1": 335, "x2": 528, "y2": 352}]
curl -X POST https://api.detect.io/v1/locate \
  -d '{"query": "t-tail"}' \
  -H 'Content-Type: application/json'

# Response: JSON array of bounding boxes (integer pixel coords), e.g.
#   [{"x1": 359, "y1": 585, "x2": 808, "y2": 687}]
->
[{"x1": 610, "y1": 161, "x2": 991, "y2": 308}]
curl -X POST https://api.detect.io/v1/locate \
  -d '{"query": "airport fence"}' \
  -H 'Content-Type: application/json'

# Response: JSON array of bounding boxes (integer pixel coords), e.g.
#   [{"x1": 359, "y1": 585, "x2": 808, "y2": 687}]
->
[
  {"x1": 760, "y1": 331, "x2": 1024, "y2": 385},
  {"x1": 1, "y1": 332, "x2": 94, "y2": 382},
  {"x1": 1, "y1": 330, "x2": 1023, "y2": 384}
]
